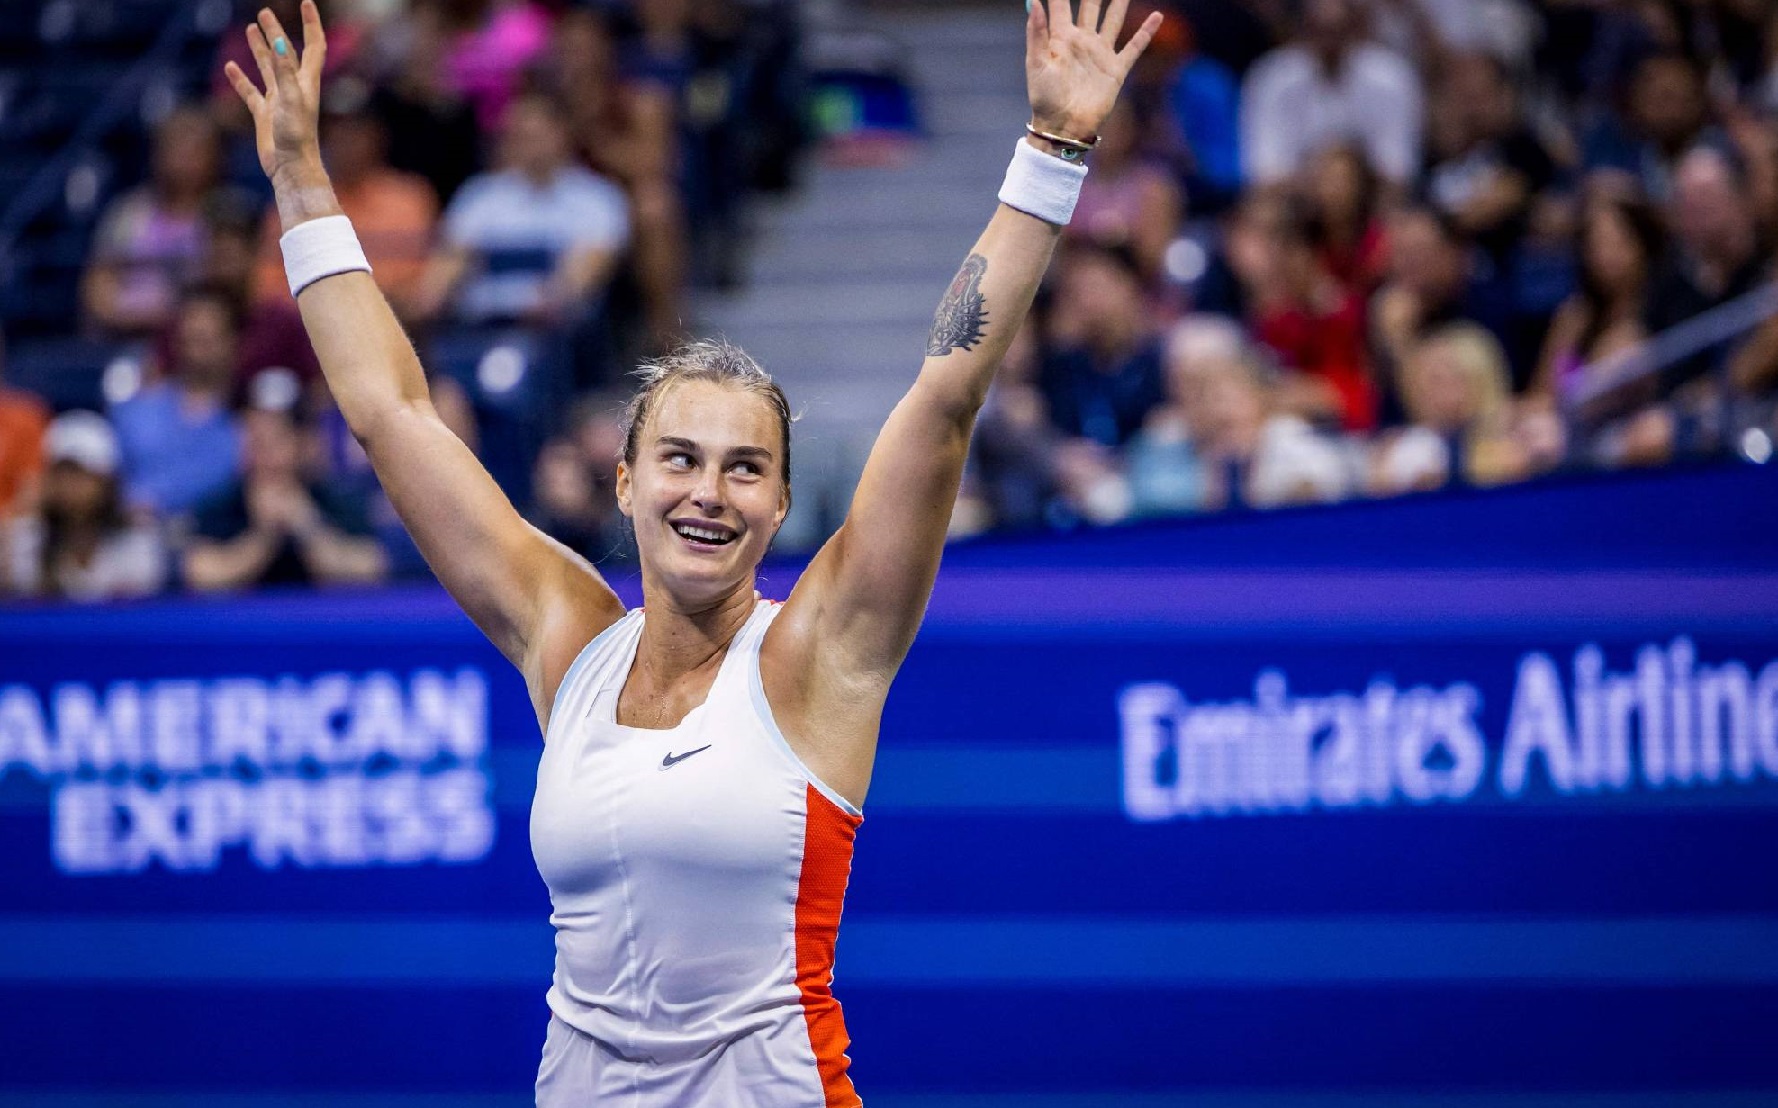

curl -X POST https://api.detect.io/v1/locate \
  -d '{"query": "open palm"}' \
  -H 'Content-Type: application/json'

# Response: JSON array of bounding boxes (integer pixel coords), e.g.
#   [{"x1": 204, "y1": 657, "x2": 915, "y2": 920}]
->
[
  {"x1": 222, "y1": 1, "x2": 327, "y2": 182},
  {"x1": 1026, "y1": 0, "x2": 1163, "y2": 141}
]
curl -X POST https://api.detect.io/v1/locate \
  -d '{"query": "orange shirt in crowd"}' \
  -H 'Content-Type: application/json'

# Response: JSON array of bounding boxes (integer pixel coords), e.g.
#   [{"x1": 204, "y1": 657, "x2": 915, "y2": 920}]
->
[
  {"x1": 255, "y1": 169, "x2": 438, "y2": 311},
  {"x1": 0, "y1": 387, "x2": 50, "y2": 516}
]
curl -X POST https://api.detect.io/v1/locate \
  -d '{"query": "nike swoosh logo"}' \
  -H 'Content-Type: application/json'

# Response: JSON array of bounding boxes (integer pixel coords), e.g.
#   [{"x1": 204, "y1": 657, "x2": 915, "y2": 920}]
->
[{"x1": 661, "y1": 745, "x2": 713, "y2": 769}]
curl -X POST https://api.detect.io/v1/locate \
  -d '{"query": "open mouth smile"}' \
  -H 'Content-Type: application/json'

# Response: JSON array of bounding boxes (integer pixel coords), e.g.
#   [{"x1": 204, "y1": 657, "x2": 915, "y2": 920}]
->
[{"x1": 670, "y1": 519, "x2": 738, "y2": 551}]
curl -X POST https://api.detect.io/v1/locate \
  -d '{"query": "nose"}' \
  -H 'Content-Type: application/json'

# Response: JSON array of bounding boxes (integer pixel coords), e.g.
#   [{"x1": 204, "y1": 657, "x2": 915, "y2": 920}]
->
[{"x1": 690, "y1": 470, "x2": 724, "y2": 513}]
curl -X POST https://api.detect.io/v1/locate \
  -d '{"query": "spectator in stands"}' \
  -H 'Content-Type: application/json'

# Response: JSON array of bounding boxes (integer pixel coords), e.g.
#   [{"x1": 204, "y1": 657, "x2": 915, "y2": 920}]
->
[
  {"x1": 526, "y1": 393, "x2": 634, "y2": 565},
  {"x1": 1583, "y1": 50, "x2": 1720, "y2": 203},
  {"x1": 973, "y1": 321, "x2": 1138, "y2": 529},
  {"x1": 1135, "y1": 323, "x2": 1350, "y2": 512},
  {"x1": 973, "y1": 324, "x2": 1066, "y2": 530},
  {"x1": 440, "y1": 0, "x2": 554, "y2": 132},
  {"x1": 544, "y1": 6, "x2": 688, "y2": 353},
  {"x1": 183, "y1": 404, "x2": 387, "y2": 592},
  {"x1": 81, "y1": 106, "x2": 229, "y2": 337},
  {"x1": 1534, "y1": 193, "x2": 1666, "y2": 413},
  {"x1": 1124, "y1": 316, "x2": 1244, "y2": 517},
  {"x1": 197, "y1": 200, "x2": 321, "y2": 399},
  {"x1": 6, "y1": 411, "x2": 167, "y2": 601},
  {"x1": 1648, "y1": 145, "x2": 1770, "y2": 389},
  {"x1": 1240, "y1": 0, "x2": 1423, "y2": 187},
  {"x1": 110, "y1": 286, "x2": 244, "y2": 516},
  {"x1": 1039, "y1": 243, "x2": 1166, "y2": 449},
  {"x1": 256, "y1": 86, "x2": 439, "y2": 318},
  {"x1": 1370, "y1": 0, "x2": 1539, "y2": 72},
  {"x1": 1370, "y1": 323, "x2": 1533, "y2": 495},
  {"x1": 1240, "y1": 197, "x2": 1377, "y2": 431},
  {"x1": 1068, "y1": 99, "x2": 1184, "y2": 285},
  {"x1": 1423, "y1": 51, "x2": 1562, "y2": 263},
  {"x1": 1371, "y1": 205, "x2": 1511, "y2": 415},
  {"x1": 0, "y1": 332, "x2": 50, "y2": 520},
  {"x1": 411, "y1": 91, "x2": 631, "y2": 329},
  {"x1": 369, "y1": 0, "x2": 484, "y2": 205},
  {"x1": 1301, "y1": 142, "x2": 1389, "y2": 299},
  {"x1": 1162, "y1": 14, "x2": 1243, "y2": 215}
]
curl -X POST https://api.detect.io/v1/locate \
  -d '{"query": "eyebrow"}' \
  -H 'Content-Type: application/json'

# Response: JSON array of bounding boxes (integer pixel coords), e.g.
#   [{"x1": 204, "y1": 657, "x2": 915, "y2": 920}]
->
[{"x1": 655, "y1": 436, "x2": 775, "y2": 461}]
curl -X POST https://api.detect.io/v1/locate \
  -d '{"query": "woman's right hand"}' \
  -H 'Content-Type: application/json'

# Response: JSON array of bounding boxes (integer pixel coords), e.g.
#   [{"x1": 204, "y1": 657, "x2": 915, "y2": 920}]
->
[{"x1": 223, "y1": 1, "x2": 327, "y2": 184}]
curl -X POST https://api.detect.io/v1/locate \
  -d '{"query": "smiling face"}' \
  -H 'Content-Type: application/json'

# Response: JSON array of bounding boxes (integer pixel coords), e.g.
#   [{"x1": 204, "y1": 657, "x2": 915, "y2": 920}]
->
[{"x1": 616, "y1": 379, "x2": 789, "y2": 606}]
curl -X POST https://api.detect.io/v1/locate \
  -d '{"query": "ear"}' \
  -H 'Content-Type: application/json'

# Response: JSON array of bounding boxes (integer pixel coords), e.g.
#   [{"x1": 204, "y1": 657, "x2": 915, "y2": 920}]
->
[{"x1": 615, "y1": 460, "x2": 633, "y2": 519}]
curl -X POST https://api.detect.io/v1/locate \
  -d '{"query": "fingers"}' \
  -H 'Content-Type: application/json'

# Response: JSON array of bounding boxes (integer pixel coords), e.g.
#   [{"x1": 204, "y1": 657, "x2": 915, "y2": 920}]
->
[
  {"x1": 298, "y1": 0, "x2": 327, "y2": 94},
  {"x1": 256, "y1": 7, "x2": 303, "y2": 100},
  {"x1": 1080, "y1": 0, "x2": 1102, "y2": 34},
  {"x1": 246, "y1": 23, "x2": 280, "y2": 98},
  {"x1": 1046, "y1": 0, "x2": 1074, "y2": 31},
  {"x1": 1101, "y1": 0, "x2": 1131, "y2": 43},
  {"x1": 222, "y1": 59, "x2": 265, "y2": 113},
  {"x1": 1027, "y1": 0, "x2": 1048, "y2": 54},
  {"x1": 1116, "y1": 10, "x2": 1164, "y2": 71}
]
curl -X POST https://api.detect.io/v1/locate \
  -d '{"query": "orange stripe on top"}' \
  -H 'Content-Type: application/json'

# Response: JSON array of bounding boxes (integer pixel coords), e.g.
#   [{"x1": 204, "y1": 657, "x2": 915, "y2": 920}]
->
[{"x1": 795, "y1": 782, "x2": 863, "y2": 1107}]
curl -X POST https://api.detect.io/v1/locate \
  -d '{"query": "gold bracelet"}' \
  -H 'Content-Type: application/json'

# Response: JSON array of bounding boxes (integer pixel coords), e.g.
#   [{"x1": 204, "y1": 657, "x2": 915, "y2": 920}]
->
[{"x1": 1025, "y1": 122, "x2": 1100, "y2": 152}]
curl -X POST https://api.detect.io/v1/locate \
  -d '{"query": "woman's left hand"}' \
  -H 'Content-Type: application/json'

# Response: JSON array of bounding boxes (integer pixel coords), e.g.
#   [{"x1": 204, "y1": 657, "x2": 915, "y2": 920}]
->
[{"x1": 1026, "y1": 0, "x2": 1163, "y2": 142}]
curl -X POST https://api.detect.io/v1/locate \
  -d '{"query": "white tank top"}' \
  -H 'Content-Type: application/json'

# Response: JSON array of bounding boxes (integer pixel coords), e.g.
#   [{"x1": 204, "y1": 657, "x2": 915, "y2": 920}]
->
[{"x1": 530, "y1": 598, "x2": 864, "y2": 1106}]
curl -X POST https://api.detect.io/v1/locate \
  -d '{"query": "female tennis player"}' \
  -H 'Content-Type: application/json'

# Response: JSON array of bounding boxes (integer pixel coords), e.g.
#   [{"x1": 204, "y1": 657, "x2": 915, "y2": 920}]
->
[{"x1": 227, "y1": 1, "x2": 1160, "y2": 1102}]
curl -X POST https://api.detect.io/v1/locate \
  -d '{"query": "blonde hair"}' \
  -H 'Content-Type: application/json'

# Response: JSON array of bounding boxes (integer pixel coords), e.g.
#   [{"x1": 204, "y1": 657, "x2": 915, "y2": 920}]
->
[
  {"x1": 1408, "y1": 323, "x2": 1512, "y2": 428},
  {"x1": 620, "y1": 338, "x2": 796, "y2": 486}
]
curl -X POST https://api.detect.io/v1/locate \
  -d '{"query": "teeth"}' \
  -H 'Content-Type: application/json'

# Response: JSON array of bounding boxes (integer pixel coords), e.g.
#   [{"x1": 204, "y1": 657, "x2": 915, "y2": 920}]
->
[{"x1": 675, "y1": 524, "x2": 732, "y2": 543}]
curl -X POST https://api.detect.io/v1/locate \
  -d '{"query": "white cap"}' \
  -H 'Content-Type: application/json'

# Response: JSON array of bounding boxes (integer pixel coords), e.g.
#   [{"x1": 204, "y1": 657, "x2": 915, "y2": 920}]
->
[{"x1": 45, "y1": 410, "x2": 121, "y2": 476}]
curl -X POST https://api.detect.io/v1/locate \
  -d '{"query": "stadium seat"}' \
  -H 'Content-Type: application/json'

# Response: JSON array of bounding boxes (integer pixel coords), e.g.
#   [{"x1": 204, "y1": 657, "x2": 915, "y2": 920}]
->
[{"x1": 3, "y1": 334, "x2": 144, "y2": 412}]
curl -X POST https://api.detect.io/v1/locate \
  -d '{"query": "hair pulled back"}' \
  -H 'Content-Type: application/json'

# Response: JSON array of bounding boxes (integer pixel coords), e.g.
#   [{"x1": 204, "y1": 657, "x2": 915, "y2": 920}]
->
[{"x1": 621, "y1": 339, "x2": 795, "y2": 487}]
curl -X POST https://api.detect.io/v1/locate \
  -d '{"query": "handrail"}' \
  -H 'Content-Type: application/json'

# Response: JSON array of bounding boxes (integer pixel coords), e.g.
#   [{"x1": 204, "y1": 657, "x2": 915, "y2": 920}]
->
[
  {"x1": 1568, "y1": 278, "x2": 1778, "y2": 410},
  {"x1": 0, "y1": 0, "x2": 206, "y2": 258}
]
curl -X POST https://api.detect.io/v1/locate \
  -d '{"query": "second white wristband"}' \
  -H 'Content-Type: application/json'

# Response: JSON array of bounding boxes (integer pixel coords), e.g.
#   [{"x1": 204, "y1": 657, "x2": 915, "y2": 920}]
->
[
  {"x1": 280, "y1": 214, "x2": 373, "y2": 298},
  {"x1": 997, "y1": 138, "x2": 1089, "y2": 226}
]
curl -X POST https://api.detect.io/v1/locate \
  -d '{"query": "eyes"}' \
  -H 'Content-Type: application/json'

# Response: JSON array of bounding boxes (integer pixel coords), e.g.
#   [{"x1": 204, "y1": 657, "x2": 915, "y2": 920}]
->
[{"x1": 663, "y1": 451, "x2": 763, "y2": 477}]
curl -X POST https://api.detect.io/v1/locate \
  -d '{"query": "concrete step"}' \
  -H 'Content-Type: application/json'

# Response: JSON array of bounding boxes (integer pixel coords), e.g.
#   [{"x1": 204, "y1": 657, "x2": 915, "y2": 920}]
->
[
  {"x1": 707, "y1": 319, "x2": 931, "y2": 380},
  {"x1": 743, "y1": 224, "x2": 976, "y2": 283},
  {"x1": 920, "y1": 91, "x2": 1034, "y2": 138},
  {"x1": 696, "y1": 278, "x2": 942, "y2": 332},
  {"x1": 766, "y1": 179, "x2": 999, "y2": 231}
]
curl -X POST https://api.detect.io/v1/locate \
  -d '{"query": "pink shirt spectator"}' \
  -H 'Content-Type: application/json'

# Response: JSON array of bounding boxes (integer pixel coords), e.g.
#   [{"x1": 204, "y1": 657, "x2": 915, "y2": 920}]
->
[{"x1": 448, "y1": 1, "x2": 554, "y2": 132}]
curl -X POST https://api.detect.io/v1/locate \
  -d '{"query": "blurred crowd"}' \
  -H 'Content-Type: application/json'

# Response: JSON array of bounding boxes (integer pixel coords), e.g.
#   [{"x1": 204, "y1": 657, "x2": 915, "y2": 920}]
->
[
  {"x1": 959, "y1": 0, "x2": 1778, "y2": 532},
  {"x1": 5, "y1": 0, "x2": 1778, "y2": 603},
  {"x1": 0, "y1": 0, "x2": 805, "y2": 601}
]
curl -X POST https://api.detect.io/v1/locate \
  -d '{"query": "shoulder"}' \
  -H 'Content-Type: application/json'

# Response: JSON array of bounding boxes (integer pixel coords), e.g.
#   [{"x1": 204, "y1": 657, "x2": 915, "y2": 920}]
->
[
  {"x1": 110, "y1": 383, "x2": 170, "y2": 422},
  {"x1": 0, "y1": 387, "x2": 50, "y2": 431},
  {"x1": 1352, "y1": 45, "x2": 1418, "y2": 88},
  {"x1": 446, "y1": 172, "x2": 505, "y2": 213},
  {"x1": 375, "y1": 170, "x2": 440, "y2": 212},
  {"x1": 560, "y1": 167, "x2": 627, "y2": 204},
  {"x1": 531, "y1": 571, "x2": 631, "y2": 732}
]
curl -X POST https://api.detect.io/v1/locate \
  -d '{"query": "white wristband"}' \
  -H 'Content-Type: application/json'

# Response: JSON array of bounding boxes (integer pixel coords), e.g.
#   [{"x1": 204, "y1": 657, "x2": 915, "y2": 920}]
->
[
  {"x1": 280, "y1": 214, "x2": 372, "y2": 297},
  {"x1": 998, "y1": 138, "x2": 1089, "y2": 226}
]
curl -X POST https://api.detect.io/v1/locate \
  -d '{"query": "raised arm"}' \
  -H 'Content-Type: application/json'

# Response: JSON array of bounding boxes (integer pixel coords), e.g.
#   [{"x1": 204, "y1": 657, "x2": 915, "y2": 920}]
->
[
  {"x1": 784, "y1": 0, "x2": 1160, "y2": 678},
  {"x1": 225, "y1": 3, "x2": 622, "y2": 720}
]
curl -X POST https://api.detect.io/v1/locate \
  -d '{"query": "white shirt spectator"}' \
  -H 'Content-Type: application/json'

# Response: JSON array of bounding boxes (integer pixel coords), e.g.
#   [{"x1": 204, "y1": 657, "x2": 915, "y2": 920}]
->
[
  {"x1": 1248, "y1": 415, "x2": 1353, "y2": 507},
  {"x1": 6, "y1": 516, "x2": 166, "y2": 601},
  {"x1": 1240, "y1": 43, "x2": 1424, "y2": 185},
  {"x1": 442, "y1": 166, "x2": 630, "y2": 321},
  {"x1": 1373, "y1": 0, "x2": 1538, "y2": 69}
]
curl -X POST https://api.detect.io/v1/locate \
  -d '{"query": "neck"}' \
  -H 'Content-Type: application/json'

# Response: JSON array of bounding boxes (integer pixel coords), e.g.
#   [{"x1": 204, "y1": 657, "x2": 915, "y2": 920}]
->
[{"x1": 635, "y1": 579, "x2": 758, "y2": 682}]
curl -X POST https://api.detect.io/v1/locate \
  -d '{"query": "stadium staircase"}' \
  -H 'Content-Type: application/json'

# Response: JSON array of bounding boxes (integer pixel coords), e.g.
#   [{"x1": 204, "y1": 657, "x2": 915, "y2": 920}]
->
[{"x1": 695, "y1": 1, "x2": 1027, "y2": 548}]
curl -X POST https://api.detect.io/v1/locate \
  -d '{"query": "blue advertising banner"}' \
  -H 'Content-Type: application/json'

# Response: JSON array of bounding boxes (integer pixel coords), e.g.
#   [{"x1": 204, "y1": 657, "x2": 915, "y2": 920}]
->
[{"x1": 3, "y1": 465, "x2": 1777, "y2": 1106}]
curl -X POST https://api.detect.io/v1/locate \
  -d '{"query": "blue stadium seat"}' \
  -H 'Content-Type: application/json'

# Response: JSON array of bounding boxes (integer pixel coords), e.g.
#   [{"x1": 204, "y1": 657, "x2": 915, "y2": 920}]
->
[
  {"x1": 427, "y1": 327, "x2": 565, "y2": 503},
  {"x1": 2, "y1": 334, "x2": 142, "y2": 412}
]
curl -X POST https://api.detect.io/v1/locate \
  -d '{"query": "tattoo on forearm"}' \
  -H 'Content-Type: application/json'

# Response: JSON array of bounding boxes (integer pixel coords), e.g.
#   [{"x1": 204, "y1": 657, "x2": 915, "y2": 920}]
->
[{"x1": 926, "y1": 253, "x2": 989, "y2": 357}]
